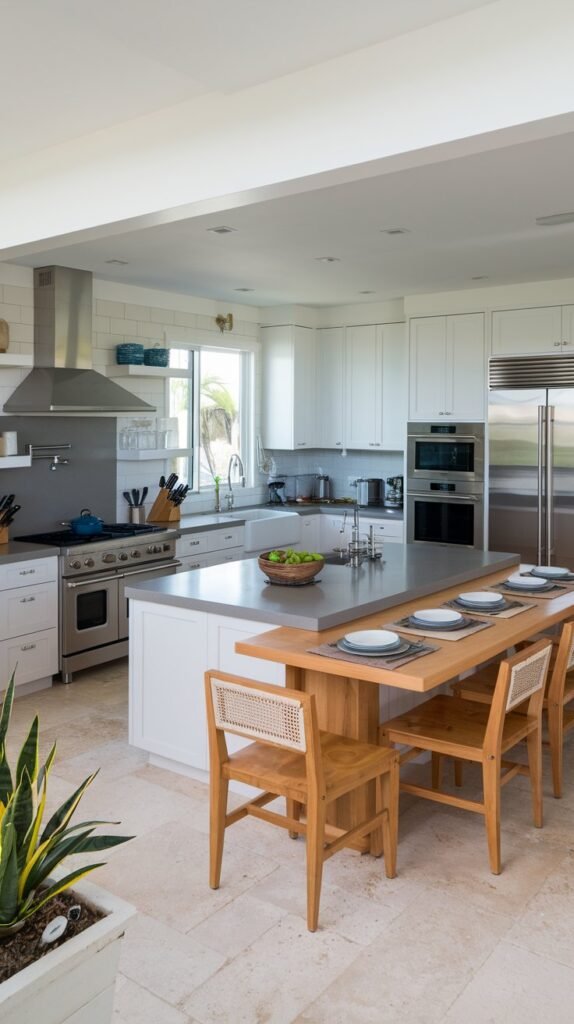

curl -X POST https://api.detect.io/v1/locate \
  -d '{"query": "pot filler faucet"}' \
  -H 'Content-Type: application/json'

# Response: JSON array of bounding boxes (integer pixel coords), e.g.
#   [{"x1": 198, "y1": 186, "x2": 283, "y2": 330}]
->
[{"x1": 225, "y1": 453, "x2": 245, "y2": 510}]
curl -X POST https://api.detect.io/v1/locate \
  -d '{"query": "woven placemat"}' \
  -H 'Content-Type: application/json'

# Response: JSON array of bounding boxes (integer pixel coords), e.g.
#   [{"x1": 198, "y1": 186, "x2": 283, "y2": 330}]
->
[
  {"x1": 384, "y1": 615, "x2": 493, "y2": 642},
  {"x1": 307, "y1": 637, "x2": 438, "y2": 670},
  {"x1": 521, "y1": 571, "x2": 574, "y2": 584},
  {"x1": 445, "y1": 597, "x2": 536, "y2": 619},
  {"x1": 489, "y1": 583, "x2": 567, "y2": 600}
]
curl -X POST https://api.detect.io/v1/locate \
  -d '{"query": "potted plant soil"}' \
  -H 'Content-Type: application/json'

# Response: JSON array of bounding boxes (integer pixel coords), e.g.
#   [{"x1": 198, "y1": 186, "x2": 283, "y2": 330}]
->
[{"x1": 0, "y1": 674, "x2": 135, "y2": 1024}]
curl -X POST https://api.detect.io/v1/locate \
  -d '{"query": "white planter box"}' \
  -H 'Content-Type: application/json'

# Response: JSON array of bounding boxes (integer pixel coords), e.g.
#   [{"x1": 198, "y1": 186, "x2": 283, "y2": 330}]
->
[{"x1": 0, "y1": 879, "x2": 135, "y2": 1024}]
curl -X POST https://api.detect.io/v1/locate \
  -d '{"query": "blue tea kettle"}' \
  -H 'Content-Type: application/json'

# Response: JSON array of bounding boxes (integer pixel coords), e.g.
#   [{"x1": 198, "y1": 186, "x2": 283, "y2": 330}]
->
[{"x1": 70, "y1": 508, "x2": 104, "y2": 537}]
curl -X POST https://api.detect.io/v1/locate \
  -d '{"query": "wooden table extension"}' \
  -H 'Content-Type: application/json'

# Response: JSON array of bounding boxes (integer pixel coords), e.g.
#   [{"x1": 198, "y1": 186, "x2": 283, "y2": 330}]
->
[{"x1": 236, "y1": 565, "x2": 574, "y2": 845}]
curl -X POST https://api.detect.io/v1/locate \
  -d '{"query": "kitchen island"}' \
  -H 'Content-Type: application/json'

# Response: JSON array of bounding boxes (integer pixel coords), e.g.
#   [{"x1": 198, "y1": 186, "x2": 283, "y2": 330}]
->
[{"x1": 127, "y1": 545, "x2": 520, "y2": 779}]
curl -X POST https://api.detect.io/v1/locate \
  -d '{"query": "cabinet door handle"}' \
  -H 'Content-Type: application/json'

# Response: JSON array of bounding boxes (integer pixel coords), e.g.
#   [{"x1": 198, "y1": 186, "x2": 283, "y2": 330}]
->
[
  {"x1": 554, "y1": 341, "x2": 562, "y2": 347},
  {"x1": 335, "y1": 441, "x2": 342, "y2": 446},
  {"x1": 19, "y1": 596, "x2": 36, "y2": 603},
  {"x1": 19, "y1": 569, "x2": 36, "y2": 576},
  {"x1": 20, "y1": 643, "x2": 36, "y2": 651},
  {"x1": 296, "y1": 442, "x2": 307, "y2": 446},
  {"x1": 188, "y1": 540, "x2": 201, "y2": 546}
]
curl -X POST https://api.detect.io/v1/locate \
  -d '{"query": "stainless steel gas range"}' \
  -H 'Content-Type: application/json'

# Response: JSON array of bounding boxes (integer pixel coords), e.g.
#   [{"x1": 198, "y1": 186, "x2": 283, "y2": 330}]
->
[{"x1": 17, "y1": 524, "x2": 179, "y2": 682}]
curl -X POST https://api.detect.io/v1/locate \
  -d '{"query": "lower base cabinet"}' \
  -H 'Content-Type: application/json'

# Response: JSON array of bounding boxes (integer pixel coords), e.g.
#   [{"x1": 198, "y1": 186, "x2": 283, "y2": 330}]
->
[{"x1": 0, "y1": 628, "x2": 58, "y2": 689}]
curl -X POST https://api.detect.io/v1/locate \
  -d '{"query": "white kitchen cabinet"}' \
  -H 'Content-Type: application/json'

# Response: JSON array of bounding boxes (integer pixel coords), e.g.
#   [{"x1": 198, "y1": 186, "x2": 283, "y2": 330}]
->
[
  {"x1": 344, "y1": 325, "x2": 381, "y2": 449},
  {"x1": 491, "y1": 306, "x2": 563, "y2": 355},
  {"x1": 319, "y1": 514, "x2": 351, "y2": 554},
  {"x1": 409, "y1": 313, "x2": 485, "y2": 421},
  {"x1": 0, "y1": 556, "x2": 58, "y2": 694},
  {"x1": 558, "y1": 305, "x2": 574, "y2": 350},
  {"x1": 291, "y1": 514, "x2": 321, "y2": 553},
  {"x1": 177, "y1": 548, "x2": 243, "y2": 573},
  {"x1": 381, "y1": 322, "x2": 408, "y2": 449},
  {"x1": 361, "y1": 517, "x2": 404, "y2": 546},
  {"x1": 316, "y1": 328, "x2": 345, "y2": 449},
  {"x1": 175, "y1": 525, "x2": 244, "y2": 564},
  {"x1": 261, "y1": 325, "x2": 316, "y2": 449}
]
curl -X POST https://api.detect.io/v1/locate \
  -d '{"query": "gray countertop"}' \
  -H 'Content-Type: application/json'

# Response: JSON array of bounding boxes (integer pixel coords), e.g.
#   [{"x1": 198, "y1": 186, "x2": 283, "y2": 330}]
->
[
  {"x1": 0, "y1": 542, "x2": 58, "y2": 565},
  {"x1": 156, "y1": 503, "x2": 403, "y2": 536},
  {"x1": 126, "y1": 545, "x2": 519, "y2": 631}
]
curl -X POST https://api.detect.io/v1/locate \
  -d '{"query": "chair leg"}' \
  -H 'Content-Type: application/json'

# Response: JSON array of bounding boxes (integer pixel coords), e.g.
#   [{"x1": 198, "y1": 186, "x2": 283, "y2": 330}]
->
[
  {"x1": 482, "y1": 759, "x2": 501, "y2": 875},
  {"x1": 209, "y1": 772, "x2": 229, "y2": 889},
  {"x1": 305, "y1": 795, "x2": 327, "y2": 932},
  {"x1": 370, "y1": 776, "x2": 385, "y2": 858},
  {"x1": 431, "y1": 752, "x2": 443, "y2": 790},
  {"x1": 454, "y1": 759, "x2": 464, "y2": 788},
  {"x1": 287, "y1": 798, "x2": 302, "y2": 839},
  {"x1": 548, "y1": 703, "x2": 564, "y2": 799},
  {"x1": 526, "y1": 725, "x2": 543, "y2": 827},
  {"x1": 380, "y1": 762, "x2": 399, "y2": 879}
]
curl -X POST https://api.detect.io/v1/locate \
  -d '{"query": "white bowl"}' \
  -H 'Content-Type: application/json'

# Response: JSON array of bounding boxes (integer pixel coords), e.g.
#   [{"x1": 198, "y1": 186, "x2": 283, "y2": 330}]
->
[
  {"x1": 457, "y1": 591, "x2": 505, "y2": 607},
  {"x1": 411, "y1": 608, "x2": 463, "y2": 626},
  {"x1": 531, "y1": 565, "x2": 570, "y2": 578},
  {"x1": 343, "y1": 629, "x2": 400, "y2": 650},
  {"x1": 507, "y1": 574, "x2": 548, "y2": 589}
]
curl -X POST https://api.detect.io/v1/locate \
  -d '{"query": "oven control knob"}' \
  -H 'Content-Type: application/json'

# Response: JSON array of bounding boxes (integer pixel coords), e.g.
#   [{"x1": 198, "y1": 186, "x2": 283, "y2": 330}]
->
[
  {"x1": 84, "y1": 558, "x2": 95, "y2": 568},
  {"x1": 70, "y1": 560, "x2": 82, "y2": 570},
  {"x1": 102, "y1": 553, "x2": 116, "y2": 564},
  {"x1": 153, "y1": 544, "x2": 162, "y2": 553},
  {"x1": 130, "y1": 550, "x2": 141, "y2": 559},
  {"x1": 146, "y1": 545, "x2": 154, "y2": 554},
  {"x1": 162, "y1": 543, "x2": 171, "y2": 552},
  {"x1": 118, "y1": 552, "x2": 129, "y2": 561}
]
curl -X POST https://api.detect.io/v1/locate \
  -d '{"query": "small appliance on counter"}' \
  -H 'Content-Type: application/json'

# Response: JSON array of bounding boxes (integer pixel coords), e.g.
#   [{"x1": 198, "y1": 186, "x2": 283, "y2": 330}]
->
[
  {"x1": 355, "y1": 478, "x2": 383, "y2": 507},
  {"x1": 313, "y1": 475, "x2": 331, "y2": 501},
  {"x1": 268, "y1": 479, "x2": 287, "y2": 504},
  {"x1": 384, "y1": 476, "x2": 403, "y2": 509}
]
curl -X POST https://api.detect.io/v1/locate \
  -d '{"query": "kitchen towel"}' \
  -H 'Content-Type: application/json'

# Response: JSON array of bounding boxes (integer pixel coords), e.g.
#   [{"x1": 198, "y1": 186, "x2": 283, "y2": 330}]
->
[
  {"x1": 307, "y1": 638, "x2": 439, "y2": 670},
  {"x1": 384, "y1": 616, "x2": 493, "y2": 642}
]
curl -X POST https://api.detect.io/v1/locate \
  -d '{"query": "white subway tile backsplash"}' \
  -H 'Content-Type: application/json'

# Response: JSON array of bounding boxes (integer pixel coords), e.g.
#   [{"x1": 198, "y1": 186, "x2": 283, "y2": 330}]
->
[
  {"x1": 96, "y1": 299, "x2": 125, "y2": 318},
  {"x1": 173, "y1": 311, "x2": 197, "y2": 328},
  {"x1": 137, "y1": 321, "x2": 163, "y2": 340},
  {"x1": 19, "y1": 306, "x2": 34, "y2": 325},
  {"x1": 150, "y1": 307, "x2": 174, "y2": 325},
  {"x1": 2, "y1": 285, "x2": 33, "y2": 306},
  {"x1": 7, "y1": 323, "x2": 33, "y2": 344},
  {"x1": 93, "y1": 315, "x2": 110, "y2": 333},
  {"x1": 110, "y1": 317, "x2": 138, "y2": 336},
  {"x1": 96, "y1": 332, "x2": 126, "y2": 350},
  {"x1": 125, "y1": 303, "x2": 151, "y2": 322},
  {"x1": 0, "y1": 302, "x2": 21, "y2": 322}
]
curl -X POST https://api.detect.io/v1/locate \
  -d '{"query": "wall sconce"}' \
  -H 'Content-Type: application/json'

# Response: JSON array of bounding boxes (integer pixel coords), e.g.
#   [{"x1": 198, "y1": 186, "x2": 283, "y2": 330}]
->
[{"x1": 215, "y1": 313, "x2": 233, "y2": 333}]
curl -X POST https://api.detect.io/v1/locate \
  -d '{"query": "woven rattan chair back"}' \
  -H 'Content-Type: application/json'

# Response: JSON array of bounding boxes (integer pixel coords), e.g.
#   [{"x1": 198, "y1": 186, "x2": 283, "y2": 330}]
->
[
  {"x1": 506, "y1": 643, "x2": 552, "y2": 711},
  {"x1": 209, "y1": 675, "x2": 307, "y2": 751}
]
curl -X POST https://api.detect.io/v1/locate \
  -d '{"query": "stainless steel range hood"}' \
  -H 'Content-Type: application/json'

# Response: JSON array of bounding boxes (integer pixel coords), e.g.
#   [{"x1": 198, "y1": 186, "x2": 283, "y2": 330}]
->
[{"x1": 4, "y1": 266, "x2": 155, "y2": 414}]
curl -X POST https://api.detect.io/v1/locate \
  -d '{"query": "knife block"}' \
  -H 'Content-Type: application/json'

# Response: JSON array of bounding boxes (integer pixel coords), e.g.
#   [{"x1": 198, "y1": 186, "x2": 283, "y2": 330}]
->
[
  {"x1": 146, "y1": 488, "x2": 181, "y2": 523},
  {"x1": 0, "y1": 526, "x2": 9, "y2": 545}
]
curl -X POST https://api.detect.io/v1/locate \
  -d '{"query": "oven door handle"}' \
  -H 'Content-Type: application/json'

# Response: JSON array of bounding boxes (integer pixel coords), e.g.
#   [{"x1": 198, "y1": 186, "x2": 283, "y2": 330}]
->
[
  {"x1": 408, "y1": 491, "x2": 480, "y2": 502},
  {"x1": 121, "y1": 561, "x2": 181, "y2": 578},
  {"x1": 66, "y1": 574, "x2": 119, "y2": 589},
  {"x1": 408, "y1": 434, "x2": 482, "y2": 443}
]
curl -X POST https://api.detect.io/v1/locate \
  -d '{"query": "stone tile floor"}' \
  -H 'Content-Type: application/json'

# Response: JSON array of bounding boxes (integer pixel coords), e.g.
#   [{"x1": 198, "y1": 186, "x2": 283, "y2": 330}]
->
[{"x1": 6, "y1": 660, "x2": 574, "y2": 1023}]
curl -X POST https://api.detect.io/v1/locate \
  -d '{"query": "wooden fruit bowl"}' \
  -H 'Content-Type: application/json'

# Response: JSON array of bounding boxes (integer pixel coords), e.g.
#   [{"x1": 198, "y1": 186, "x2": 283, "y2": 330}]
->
[{"x1": 258, "y1": 551, "x2": 324, "y2": 585}]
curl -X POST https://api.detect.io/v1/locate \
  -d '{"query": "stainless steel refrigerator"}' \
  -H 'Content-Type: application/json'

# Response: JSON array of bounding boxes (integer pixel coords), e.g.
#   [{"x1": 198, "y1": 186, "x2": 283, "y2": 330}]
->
[{"x1": 488, "y1": 355, "x2": 574, "y2": 566}]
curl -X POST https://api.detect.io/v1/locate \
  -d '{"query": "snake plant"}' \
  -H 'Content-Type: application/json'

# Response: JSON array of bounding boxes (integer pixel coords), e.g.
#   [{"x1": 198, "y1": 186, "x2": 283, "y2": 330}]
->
[{"x1": 0, "y1": 673, "x2": 132, "y2": 937}]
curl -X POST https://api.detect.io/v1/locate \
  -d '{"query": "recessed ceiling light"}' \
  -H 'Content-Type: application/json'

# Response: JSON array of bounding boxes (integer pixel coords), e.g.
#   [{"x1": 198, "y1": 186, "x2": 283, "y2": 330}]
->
[
  {"x1": 105, "y1": 258, "x2": 129, "y2": 265},
  {"x1": 380, "y1": 228, "x2": 410, "y2": 235},
  {"x1": 471, "y1": 275, "x2": 488, "y2": 281},
  {"x1": 358, "y1": 290, "x2": 376, "y2": 294},
  {"x1": 315, "y1": 256, "x2": 340, "y2": 263},
  {"x1": 207, "y1": 225, "x2": 237, "y2": 234},
  {"x1": 536, "y1": 211, "x2": 574, "y2": 226},
  {"x1": 234, "y1": 287, "x2": 254, "y2": 292}
]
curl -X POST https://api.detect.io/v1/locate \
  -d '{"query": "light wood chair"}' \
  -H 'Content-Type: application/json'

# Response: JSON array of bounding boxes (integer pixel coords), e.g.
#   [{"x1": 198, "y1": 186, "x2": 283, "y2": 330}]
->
[
  {"x1": 205, "y1": 670, "x2": 399, "y2": 932},
  {"x1": 452, "y1": 620, "x2": 574, "y2": 797},
  {"x1": 379, "y1": 640, "x2": 552, "y2": 874}
]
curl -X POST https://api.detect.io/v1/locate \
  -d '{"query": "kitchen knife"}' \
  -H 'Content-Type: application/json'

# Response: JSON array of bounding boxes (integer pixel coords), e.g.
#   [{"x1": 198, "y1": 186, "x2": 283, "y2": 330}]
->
[
  {"x1": 2, "y1": 505, "x2": 20, "y2": 526},
  {"x1": 123, "y1": 491, "x2": 133, "y2": 507},
  {"x1": 132, "y1": 488, "x2": 140, "y2": 507},
  {"x1": 159, "y1": 475, "x2": 166, "y2": 488},
  {"x1": 0, "y1": 494, "x2": 14, "y2": 511},
  {"x1": 141, "y1": 487, "x2": 148, "y2": 505},
  {"x1": 165, "y1": 473, "x2": 178, "y2": 491}
]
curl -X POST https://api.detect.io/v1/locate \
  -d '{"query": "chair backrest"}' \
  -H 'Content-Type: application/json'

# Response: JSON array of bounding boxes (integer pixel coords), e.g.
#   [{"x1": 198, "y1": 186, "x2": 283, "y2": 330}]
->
[
  {"x1": 505, "y1": 642, "x2": 553, "y2": 711},
  {"x1": 207, "y1": 673, "x2": 308, "y2": 752},
  {"x1": 548, "y1": 619, "x2": 574, "y2": 706}
]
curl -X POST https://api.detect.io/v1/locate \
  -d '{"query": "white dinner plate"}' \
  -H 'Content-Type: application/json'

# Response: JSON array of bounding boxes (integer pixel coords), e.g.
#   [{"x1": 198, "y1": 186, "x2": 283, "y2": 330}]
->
[
  {"x1": 343, "y1": 637, "x2": 402, "y2": 653},
  {"x1": 411, "y1": 608, "x2": 463, "y2": 626},
  {"x1": 457, "y1": 591, "x2": 505, "y2": 607},
  {"x1": 337, "y1": 639, "x2": 410, "y2": 658},
  {"x1": 343, "y1": 629, "x2": 400, "y2": 650},
  {"x1": 531, "y1": 565, "x2": 570, "y2": 578},
  {"x1": 506, "y1": 574, "x2": 548, "y2": 589}
]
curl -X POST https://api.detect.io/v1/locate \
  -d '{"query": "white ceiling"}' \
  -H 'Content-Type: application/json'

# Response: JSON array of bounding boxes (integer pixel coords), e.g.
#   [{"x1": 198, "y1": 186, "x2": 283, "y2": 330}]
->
[
  {"x1": 15, "y1": 130, "x2": 574, "y2": 307},
  {"x1": 0, "y1": 0, "x2": 493, "y2": 163}
]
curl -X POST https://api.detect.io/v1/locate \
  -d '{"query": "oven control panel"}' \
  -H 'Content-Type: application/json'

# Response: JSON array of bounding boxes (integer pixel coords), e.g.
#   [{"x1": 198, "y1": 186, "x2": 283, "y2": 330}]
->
[{"x1": 61, "y1": 535, "x2": 177, "y2": 577}]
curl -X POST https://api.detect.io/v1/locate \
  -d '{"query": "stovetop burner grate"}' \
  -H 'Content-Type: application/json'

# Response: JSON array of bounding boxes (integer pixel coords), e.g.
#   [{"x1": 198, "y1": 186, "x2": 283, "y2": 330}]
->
[{"x1": 16, "y1": 523, "x2": 166, "y2": 547}]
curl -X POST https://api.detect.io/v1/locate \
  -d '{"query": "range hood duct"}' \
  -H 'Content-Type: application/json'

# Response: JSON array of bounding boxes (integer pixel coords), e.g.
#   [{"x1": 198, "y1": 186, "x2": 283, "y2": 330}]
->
[{"x1": 4, "y1": 266, "x2": 155, "y2": 414}]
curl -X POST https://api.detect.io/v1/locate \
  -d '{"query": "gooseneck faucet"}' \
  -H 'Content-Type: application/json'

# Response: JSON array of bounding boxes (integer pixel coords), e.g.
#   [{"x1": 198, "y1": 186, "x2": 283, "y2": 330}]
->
[{"x1": 225, "y1": 453, "x2": 245, "y2": 510}]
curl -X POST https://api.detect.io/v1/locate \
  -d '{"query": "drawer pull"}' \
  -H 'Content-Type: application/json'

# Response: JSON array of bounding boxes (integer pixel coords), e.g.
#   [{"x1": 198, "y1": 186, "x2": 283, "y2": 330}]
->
[
  {"x1": 19, "y1": 569, "x2": 36, "y2": 576},
  {"x1": 20, "y1": 643, "x2": 36, "y2": 651},
  {"x1": 223, "y1": 535, "x2": 233, "y2": 540},
  {"x1": 189, "y1": 540, "x2": 200, "y2": 546},
  {"x1": 19, "y1": 596, "x2": 36, "y2": 604}
]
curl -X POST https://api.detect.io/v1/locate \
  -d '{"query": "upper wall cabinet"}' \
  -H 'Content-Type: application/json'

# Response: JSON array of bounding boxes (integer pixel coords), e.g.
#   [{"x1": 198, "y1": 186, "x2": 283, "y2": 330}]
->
[
  {"x1": 491, "y1": 306, "x2": 565, "y2": 355},
  {"x1": 316, "y1": 328, "x2": 345, "y2": 449},
  {"x1": 261, "y1": 326, "x2": 316, "y2": 450},
  {"x1": 409, "y1": 313, "x2": 485, "y2": 422}
]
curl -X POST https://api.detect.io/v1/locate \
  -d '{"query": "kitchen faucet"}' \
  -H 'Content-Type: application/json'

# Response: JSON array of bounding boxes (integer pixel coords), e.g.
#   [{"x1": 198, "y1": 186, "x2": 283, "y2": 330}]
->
[{"x1": 225, "y1": 453, "x2": 245, "y2": 510}]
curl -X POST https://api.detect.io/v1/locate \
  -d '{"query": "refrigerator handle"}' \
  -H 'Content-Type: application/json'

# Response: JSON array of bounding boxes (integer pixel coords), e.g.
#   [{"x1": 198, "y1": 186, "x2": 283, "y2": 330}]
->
[
  {"x1": 537, "y1": 405, "x2": 545, "y2": 564},
  {"x1": 546, "y1": 405, "x2": 555, "y2": 563}
]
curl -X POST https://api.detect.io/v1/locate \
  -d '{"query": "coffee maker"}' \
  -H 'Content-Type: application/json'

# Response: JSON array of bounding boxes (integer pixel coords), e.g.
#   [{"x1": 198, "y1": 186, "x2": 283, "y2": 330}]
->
[{"x1": 384, "y1": 476, "x2": 403, "y2": 509}]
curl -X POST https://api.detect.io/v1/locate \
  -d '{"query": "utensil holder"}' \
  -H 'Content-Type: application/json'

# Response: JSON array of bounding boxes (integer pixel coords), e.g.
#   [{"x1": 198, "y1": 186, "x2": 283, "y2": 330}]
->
[
  {"x1": 146, "y1": 488, "x2": 181, "y2": 523},
  {"x1": 129, "y1": 505, "x2": 146, "y2": 524},
  {"x1": 0, "y1": 526, "x2": 9, "y2": 545}
]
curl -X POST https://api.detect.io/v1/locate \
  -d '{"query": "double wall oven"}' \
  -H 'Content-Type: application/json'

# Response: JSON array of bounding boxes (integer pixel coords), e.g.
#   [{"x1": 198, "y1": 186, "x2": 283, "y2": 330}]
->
[
  {"x1": 17, "y1": 524, "x2": 179, "y2": 681},
  {"x1": 406, "y1": 422, "x2": 485, "y2": 548}
]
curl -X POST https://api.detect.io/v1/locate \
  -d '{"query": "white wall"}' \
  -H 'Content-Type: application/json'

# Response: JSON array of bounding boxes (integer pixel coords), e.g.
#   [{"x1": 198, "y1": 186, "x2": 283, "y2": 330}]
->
[{"x1": 3, "y1": 0, "x2": 574, "y2": 253}]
